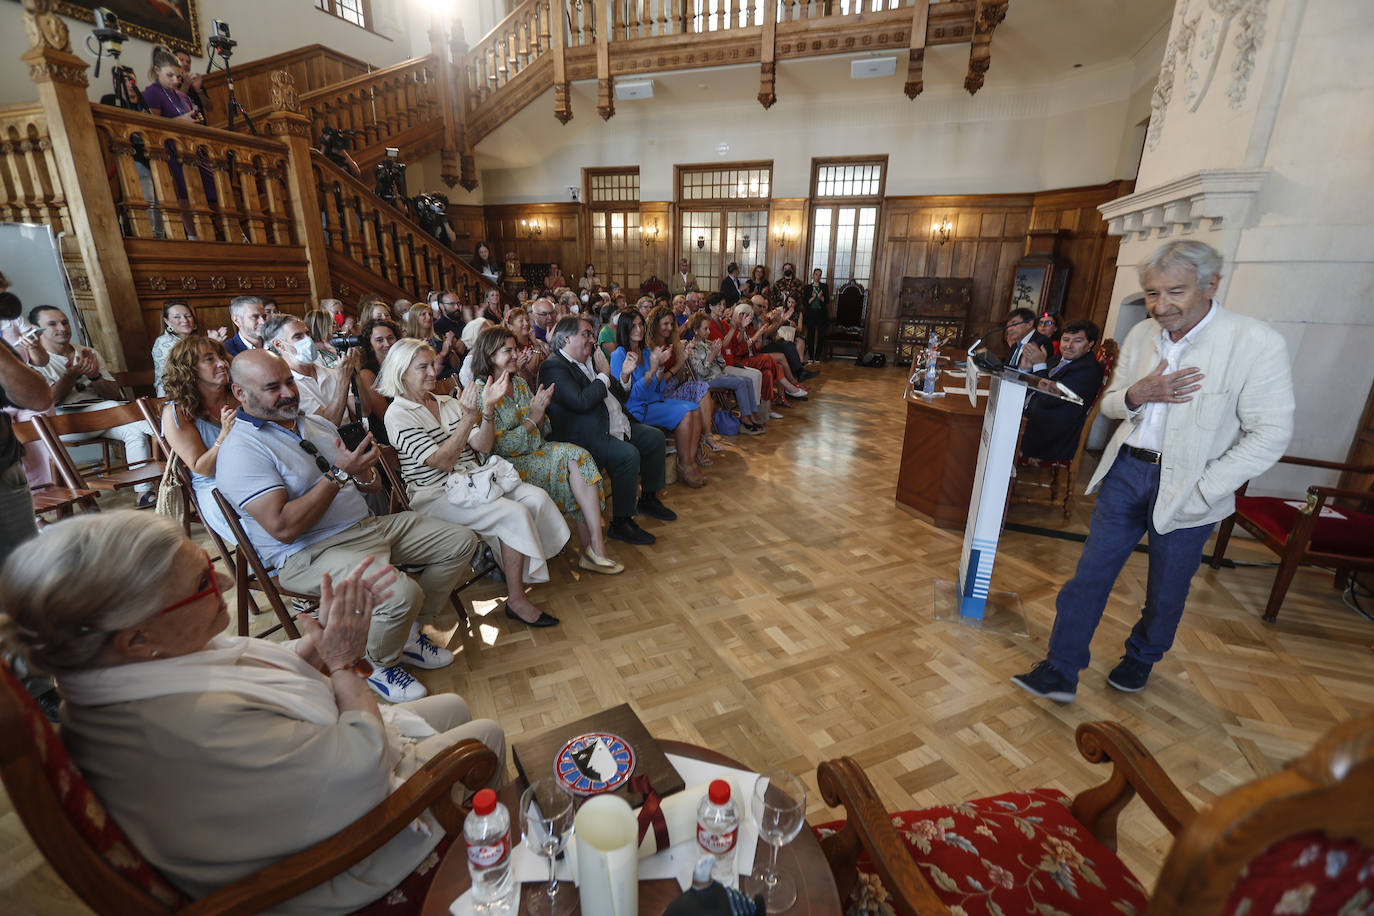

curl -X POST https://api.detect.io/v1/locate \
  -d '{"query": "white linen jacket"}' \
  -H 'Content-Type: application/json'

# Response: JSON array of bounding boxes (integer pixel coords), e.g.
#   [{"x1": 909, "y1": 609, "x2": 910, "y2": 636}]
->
[{"x1": 1088, "y1": 304, "x2": 1294, "y2": 533}]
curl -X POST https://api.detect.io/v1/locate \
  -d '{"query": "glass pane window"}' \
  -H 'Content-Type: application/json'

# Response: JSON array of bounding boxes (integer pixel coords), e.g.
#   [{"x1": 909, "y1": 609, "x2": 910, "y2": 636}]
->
[
  {"x1": 679, "y1": 166, "x2": 772, "y2": 202},
  {"x1": 809, "y1": 208, "x2": 831, "y2": 277},
  {"x1": 814, "y1": 161, "x2": 884, "y2": 198},
  {"x1": 316, "y1": 0, "x2": 368, "y2": 28},
  {"x1": 588, "y1": 170, "x2": 640, "y2": 204},
  {"x1": 680, "y1": 210, "x2": 723, "y2": 289},
  {"x1": 833, "y1": 207, "x2": 856, "y2": 282}
]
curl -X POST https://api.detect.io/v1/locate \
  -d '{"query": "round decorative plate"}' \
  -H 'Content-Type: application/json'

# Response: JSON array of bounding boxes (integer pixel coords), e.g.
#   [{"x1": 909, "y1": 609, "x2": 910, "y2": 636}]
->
[{"x1": 554, "y1": 732, "x2": 635, "y2": 796}]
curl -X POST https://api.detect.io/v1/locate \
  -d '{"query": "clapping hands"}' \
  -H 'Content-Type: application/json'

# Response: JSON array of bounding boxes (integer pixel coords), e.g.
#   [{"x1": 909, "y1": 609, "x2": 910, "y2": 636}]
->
[{"x1": 482, "y1": 370, "x2": 511, "y2": 410}]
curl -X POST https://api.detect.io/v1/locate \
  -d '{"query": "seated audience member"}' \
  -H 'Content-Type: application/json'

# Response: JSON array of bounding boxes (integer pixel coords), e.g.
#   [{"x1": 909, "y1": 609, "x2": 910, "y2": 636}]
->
[
  {"x1": 1037, "y1": 311, "x2": 1063, "y2": 356},
  {"x1": 223, "y1": 295, "x2": 268, "y2": 357},
  {"x1": 0, "y1": 510, "x2": 505, "y2": 912},
  {"x1": 749, "y1": 296, "x2": 809, "y2": 396},
  {"x1": 1004, "y1": 307, "x2": 1051, "y2": 370},
  {"x1": 433, "y1": 290, "x2": 470, "y2": 341},
  {"x1": 503, "y1": 307, "x2": 550, "y2": 386},
  {"x1": 670, "y1": 295, "x2": 689, "y2": 326},
  {"x1": 406, "y1": 300, "x2": 445, "y2": 349},
  {"x1": 378, "y1": 340, "x2": 566, "y2": 627},
  {"x1": 529, "y1": 298, "x2": 557, "y2": 342},
  {"x1": 684, "y1": 311, "x2": 764, "y2": 434},
  {"x1": 262, "y1": 315, "x2": 366, "y2": 428},
  {"x1": 151, "y1": 300, "x2": 227, "y2": 395},
  {"x1": 0, "y1": 315, "x2": 53, "y2": 562},
  {"x1": 471, "y1": 241, "x2": 501, "y2": 284},
  {"x1": 719, "y1": 262, "x2": 746, "y2": 305},
  {"x1": 358, "y1": 318, "x2": 402, "y2": 443},
  {"x1": 804, "y1": 268, "x2": 830, "y2": 362},
  {"x1": 261, "y1": 297, "x2": 280, "y2": 319},
  {"x1": 31, "y1": 305, "x2": 155, "y2": 508},
  {"x1": 218, "y1": 350, "x2": 477, "y2": 701},
  {"x1": 304, "y1": 308, "x2": 342, "y2": 368},
  {"x1": 745, "y1": 264, "x2": 770, "y2": 299},
  {"x1": 538, "y1": 316, "x2": 673, "y2": 547},
  {"x1": 544, "y1": 262, "x2": 566, "y2": 290},
  {"x1": 724, "y1": 302, "x2": 790, "y2": 415},
  {"x1": 705, "y1": 294, "x2": 767, "y2": 420},
  {"x1": 758, "y1": 293, "x2": 811, "y2": 380},
  {"x1": 466, "y1": 328, "x2": 622, "y2": 575},
  {"x1": 635, "y1": 296, "x2": 653, "y2": 319},
  {"x1": 359, "y1": 294, "x2": 393, "y2": 325},
  {"x1": 579, "y1": 264, "x2": 600, "y2": 294},
  {"x1": 321, "y1": 298, "x2": 354, "y2": 334},
  {"x1": 160, "y1": 336, "x2": 238, "y2": 540},
  {"x1": 611, "y1": 310, "x2": 708, "y2": 488},
  {"x1": 458, "y1": 318, "x2": 493, "y2": 388},
  {"x1": 478, "y1": 288, "x2": 503, "y2": 325},
  {"x1": 393, "y1": 299, "x2": 412, "y2": 322},
  {"x1": 646, "y1": 304, "x2": 722, "y2": 457},
  {"x1": 1019, "y1": 319, "x2": 1105, "y2": 462},
  {"x1": 596, "y1": 303, "x2": 619, "y2": 358},
  {"x1": 669, "y1": 258, "x2": 698, "y2": 297}
]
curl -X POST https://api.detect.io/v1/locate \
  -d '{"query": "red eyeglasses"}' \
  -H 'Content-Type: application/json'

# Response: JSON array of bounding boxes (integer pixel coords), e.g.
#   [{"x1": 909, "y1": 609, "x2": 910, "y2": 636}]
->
[{"x1": 156, "y1": 551, "x2": 222, "y2": 617}]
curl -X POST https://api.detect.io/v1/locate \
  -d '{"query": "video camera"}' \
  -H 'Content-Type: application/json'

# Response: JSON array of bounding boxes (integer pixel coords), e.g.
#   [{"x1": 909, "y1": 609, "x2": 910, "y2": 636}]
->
[
  {"x1": 320, "y1": 126, "x2": 359, "y2": 153},
  {"x1": 329, "y1": 334, "x2": 364, "y2": 351},
  {"x1": 374, "y1": 147, "x2": 408, "y2": 212},
  {"x1": 208, "y1": 19, "x2": 237, "y2": 58},
  {"x1": 414, "y1": 192, "x2": 456, "y2": 246}
]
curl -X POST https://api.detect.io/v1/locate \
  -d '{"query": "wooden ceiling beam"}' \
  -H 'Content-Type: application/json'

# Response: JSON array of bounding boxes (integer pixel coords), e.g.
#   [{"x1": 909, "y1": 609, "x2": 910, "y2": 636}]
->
[
  {"x1": 965, "y1": 0, "x2": 1009, "y2": 95},
  {"x1": 905, "y1": 0, "x2": 931, "y2": 99}
]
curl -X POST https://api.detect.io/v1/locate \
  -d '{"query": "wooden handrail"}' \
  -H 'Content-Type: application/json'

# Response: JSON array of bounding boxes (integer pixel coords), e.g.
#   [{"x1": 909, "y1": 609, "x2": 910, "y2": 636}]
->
[
  {"x1": 200, "y1": 44, "x2": 373, "y2": 90},
  {"x1": 297, "y1": 54, "x2": 439, "y2": 103}
]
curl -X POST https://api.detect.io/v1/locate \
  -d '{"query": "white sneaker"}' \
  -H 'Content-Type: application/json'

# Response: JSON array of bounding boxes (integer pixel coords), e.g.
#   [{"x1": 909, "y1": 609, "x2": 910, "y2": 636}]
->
[
  {"x1": 366, "y1": 663, "x2": 428, "y2": 702},
  {"x1": 402, "y1": 632, "x2": 455, "y2": 670},
  {"x1": 768, "y1": 410, "x2": 784, "y2": 420}
]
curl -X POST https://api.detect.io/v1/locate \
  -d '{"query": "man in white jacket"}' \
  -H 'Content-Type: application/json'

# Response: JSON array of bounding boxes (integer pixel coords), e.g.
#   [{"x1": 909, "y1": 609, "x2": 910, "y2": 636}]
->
[{"x1": 1013, "y1": 241, "x2": 1295, "y2": 702}]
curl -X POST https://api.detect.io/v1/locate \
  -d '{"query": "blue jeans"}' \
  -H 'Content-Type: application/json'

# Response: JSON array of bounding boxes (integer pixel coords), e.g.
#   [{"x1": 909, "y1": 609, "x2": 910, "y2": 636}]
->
[{"x1": 1046, "y1": 451, "x2": 1214, "y2": 683}]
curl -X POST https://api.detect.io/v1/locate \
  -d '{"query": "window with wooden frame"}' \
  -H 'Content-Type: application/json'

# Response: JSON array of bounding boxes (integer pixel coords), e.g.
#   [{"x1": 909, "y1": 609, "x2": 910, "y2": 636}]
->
[
  {"x1": 315, "y1": 0, "x2": 371, "y2": 30},
  {"x1": 676, "y1": 162, "x2": 772, "y2": 292},
  {"x1": 808, "y1": 156, "x2": 886, "y2": 288},
  {"x1": 585, "y1": 168, "x2": 642, "y2": 292}
]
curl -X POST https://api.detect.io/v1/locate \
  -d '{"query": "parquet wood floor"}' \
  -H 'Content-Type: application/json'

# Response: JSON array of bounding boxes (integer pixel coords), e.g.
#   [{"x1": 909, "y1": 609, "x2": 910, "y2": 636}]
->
[{"x1": 4, "y1": 364, "x2": 1372, "y2": 914}]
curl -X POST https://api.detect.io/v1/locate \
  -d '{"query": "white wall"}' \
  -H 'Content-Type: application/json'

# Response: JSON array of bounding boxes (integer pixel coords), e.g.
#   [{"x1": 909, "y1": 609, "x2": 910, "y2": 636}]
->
[
  {"x1": 0, "y1": 0, "x2": 428, "y2": 106},
  {"x1": 1102, "y1": 0, "x2": 1374, "y2": 495}
]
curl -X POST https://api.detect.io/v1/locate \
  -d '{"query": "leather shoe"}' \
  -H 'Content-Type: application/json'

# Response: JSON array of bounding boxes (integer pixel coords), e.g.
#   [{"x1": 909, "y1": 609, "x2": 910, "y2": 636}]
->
[
  {"x1": 505, "y1": 606, "x2": 560, "y2": 628},
  {"x1": 637, "y1": 496, "x2": 677, "y2": 521},
  {"x1": 608, "y1": 518, "x2": 656, "y2": 545}
]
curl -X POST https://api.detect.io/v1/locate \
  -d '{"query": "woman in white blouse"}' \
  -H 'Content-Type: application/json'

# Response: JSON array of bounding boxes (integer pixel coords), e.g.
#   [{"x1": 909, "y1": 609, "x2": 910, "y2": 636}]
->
[{"x1": 379, "y1": 338, "x2": 566, "y2": 627}]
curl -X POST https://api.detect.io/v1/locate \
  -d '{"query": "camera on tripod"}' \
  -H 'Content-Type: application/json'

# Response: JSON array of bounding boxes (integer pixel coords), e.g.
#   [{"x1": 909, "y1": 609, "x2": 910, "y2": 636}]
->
[
  {"x1": 374, "y1": 147, "x2": 409, "y2": 213},
  {"x1": 86, "y1": 7, "x2": 128, "y2": 78},
  {"x1": 414, "y1": 192, "x2": 456, "y2": 246},
  {"x1": 208, "y1": 20, "x2": 237, "y2": 58}
]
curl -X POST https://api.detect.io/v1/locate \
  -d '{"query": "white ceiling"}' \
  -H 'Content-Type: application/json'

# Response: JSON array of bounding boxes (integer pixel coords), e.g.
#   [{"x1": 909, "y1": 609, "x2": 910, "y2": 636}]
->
[{"x1": 473, "y1": 0, "x2": 1174, "y2": 168}]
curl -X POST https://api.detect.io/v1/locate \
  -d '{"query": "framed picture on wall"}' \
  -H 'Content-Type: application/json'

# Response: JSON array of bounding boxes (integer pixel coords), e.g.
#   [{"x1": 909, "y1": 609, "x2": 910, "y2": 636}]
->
[
  {"x1": 54, "y1": 1, "x2": 204, "y2": 56},
  {"x1": 1010, "y1": 265, "x2": 1047, "y2": 311}
]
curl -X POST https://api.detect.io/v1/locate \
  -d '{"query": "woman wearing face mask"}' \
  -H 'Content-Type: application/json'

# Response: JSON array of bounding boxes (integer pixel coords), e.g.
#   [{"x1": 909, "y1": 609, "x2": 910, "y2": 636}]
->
[
  {"x1": 151, "y1": 300, "x2": 227, "y2": 395},
  {"x1": 159, "y1": 336, "x2": 238, "y2": 540}
]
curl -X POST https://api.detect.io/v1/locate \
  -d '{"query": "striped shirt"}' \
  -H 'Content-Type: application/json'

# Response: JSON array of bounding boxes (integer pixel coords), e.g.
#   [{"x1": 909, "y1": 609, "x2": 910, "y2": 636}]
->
[{"x1": 383, "y1": 394, "x2": 483, "y2": 493}]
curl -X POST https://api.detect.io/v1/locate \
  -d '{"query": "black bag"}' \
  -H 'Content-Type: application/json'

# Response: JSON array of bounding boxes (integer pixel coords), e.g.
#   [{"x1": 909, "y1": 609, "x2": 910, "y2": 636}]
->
[{"x1": 856, "y1": 351, "x2": 887, "y2": 368}]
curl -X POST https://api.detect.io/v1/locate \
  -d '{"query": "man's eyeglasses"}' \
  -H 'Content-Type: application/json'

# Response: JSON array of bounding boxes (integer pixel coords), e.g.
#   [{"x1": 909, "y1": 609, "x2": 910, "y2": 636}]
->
[
  {"x1": 156, "y1": 551, "x2": 221, "y2": 617},
  {"x1": 298, "y1": 438, "x2": 332, "y2": 476}
]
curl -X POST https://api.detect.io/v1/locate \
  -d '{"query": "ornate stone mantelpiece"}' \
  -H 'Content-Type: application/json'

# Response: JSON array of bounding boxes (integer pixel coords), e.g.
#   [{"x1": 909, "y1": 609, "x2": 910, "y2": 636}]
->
[{"x1": 1097, "y1": 168, "x2": 1269, "y2": 241}]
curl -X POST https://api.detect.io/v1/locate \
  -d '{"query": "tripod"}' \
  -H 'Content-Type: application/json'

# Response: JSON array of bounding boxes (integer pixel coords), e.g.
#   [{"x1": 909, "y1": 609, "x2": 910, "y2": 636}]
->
[{"x1": 207, "y1": 40, "x2": 256, "y2": 135}]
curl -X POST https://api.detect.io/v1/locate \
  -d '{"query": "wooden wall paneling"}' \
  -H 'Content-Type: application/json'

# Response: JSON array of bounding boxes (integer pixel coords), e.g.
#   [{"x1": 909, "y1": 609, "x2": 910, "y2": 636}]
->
[
  {"x1": 483, "y1": 202, "x2": 585, "y2": 279},
  {"x1": 1026, "y1": 181, "x2": 1131, "y2": 329},
  {"x1": 640, "y1": 201, "x2": 673, "y2": 284},
  {"x1": 769, "y1": 197, "x2": 808, "y2": 278},
  {"x1": 446, "y1": 204, "x2": 488, "y2": 250}
]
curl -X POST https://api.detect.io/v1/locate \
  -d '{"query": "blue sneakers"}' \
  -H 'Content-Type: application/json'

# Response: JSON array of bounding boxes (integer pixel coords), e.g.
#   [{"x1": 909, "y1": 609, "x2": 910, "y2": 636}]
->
[
  {"x1": 1010, "y1": 661, "x2": 1077, "y2": 703},
  {"x1": 401, "y1": 632, "x2": 454, "y2": 670},
  {"x1": 366, "y1": 663, "x2": 427, "y2": 702}
]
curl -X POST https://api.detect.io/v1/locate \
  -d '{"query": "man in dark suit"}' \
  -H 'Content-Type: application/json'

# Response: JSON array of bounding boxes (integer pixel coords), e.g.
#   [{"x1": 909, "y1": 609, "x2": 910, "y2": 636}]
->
[
  {"x1": 223, "y1": 295, "x2": 267, "y2": 358},
  {"x1": 1018, "y1": 319, "x2": 1105, "y2": 462},
  {"x1": 719, "y1": 262, "x2": 745, "y2": 306},
  {"x1": 1004, "y1": 307, "x2": 1053, "y2": 371},
  {"x1": 538, "y1": 316, "x2": 674, "y2": 546}
]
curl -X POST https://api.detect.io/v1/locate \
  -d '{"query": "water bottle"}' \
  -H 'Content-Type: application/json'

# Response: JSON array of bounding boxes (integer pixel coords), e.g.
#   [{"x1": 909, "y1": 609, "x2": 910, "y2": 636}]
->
[
  {"x1": 696, "y1": 779, "x2": 740, "y2": 883},
  {"x1": 464, "y1": 788, "x2": 516, "y2": 914},
  {"x1": 922, "y1": 332, "x2": 939, "y2": 395}
]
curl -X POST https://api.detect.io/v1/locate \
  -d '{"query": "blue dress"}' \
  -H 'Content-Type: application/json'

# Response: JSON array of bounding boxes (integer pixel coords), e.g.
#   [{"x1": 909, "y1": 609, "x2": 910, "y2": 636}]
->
[
  {"x1": 609, "y1": 346, "x2": 699, "y2": 429},
  {"x1": 168, "y1": 409, "x2": 235, "y2": 545}
]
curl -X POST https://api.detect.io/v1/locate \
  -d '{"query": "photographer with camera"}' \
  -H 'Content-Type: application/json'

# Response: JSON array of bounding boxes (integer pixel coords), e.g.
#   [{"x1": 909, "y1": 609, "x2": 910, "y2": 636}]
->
[
  {"x1": 263, "y1": 315, "x2": 368, "y2": 429},
  {"x1": 375, "y1": 148, "x2": 409, "y2": 215},
  {"x1": 316, "y1": 127, "x2": 362, "y2": 180},
  {"x1": 414, "y1": 192, "x2": 457, "y2": 247}
]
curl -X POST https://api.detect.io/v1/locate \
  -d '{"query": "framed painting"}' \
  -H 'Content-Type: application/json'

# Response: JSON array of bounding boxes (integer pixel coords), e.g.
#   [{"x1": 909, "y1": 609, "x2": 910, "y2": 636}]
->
[
  {"x1": 56, "y1": 1, "x2": 203, "y2": 56},
  {"x1": 1010, "y1": 265, "x2": 1047, "y2": 312}
]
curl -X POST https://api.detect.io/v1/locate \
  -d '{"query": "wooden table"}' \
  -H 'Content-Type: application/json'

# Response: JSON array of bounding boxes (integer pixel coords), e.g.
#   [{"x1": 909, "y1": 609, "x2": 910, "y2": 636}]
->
[
  {"x1": 895, "y1": 373, "x2": 990, "y2": 529},
  {"x1": 421, "y1": 740, "x2": 842, "y2": 915}
]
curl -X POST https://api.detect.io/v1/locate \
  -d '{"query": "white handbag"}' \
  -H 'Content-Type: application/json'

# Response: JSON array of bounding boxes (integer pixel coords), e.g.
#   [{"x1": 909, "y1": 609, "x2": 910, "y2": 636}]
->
[{"x1": 444, "y1": 454, "x2": 522, "y2": 508}]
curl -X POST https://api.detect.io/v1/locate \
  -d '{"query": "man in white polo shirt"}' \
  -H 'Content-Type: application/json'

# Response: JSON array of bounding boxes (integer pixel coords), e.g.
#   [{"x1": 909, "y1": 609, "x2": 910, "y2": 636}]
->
[
  {"x1": 216, "y1": 350, "x2": 478, "y2": 703},
  {"x1": 261, "y1": 314, "x2": 366, "y2": 427},
  {"x1": 1012, "y1": 240, "x2": 1294, "y2": 702}
]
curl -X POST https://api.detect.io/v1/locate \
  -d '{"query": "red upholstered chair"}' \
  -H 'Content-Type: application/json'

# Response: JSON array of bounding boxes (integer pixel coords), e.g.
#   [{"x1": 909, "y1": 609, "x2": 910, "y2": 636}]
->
[
  {"x1": 0, "y1": 660, "x2": 498, "y2": 915},
  {"x1": 813, "y1": 715, "x2": 1374, "y2": 916},
  {"x1": 1209, "y1": 456, "x2": 1374, "y2": 623}
]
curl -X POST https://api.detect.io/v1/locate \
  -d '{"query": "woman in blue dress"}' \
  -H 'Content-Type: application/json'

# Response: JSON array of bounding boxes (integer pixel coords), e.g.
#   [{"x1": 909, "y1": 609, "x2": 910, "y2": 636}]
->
[
  {"x1": 609, "y1": 309, "x2": 708, "y2": 488},
  {"x1": 159, "y1": 336, "x2": 238, "y2": 543}
]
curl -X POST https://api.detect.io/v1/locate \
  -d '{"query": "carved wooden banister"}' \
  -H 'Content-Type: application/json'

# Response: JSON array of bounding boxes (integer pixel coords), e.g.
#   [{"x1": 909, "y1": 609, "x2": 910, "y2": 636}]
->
[
  {"x1": 200, "y1": 44, "x2": 374, "y2": 129},
  {"x1": 90, "y1": 104, "x2": 298, "y2": 246},
  {"x1": 310, "y1": 150, "x2": 496, "y2": 309},
  {"x1": 462, "y1": 0, "x2": 554, "y2": 112},
  {"x1": 0, "y1": 103, "x2": 71, "y2": 234}
]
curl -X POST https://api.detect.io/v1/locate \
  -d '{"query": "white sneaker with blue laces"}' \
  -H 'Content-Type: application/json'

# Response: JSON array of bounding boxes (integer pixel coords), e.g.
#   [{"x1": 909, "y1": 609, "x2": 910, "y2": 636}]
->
[
  {"x1": 366, "y1": 663, "x2": 427, "y2": 702},
  {"x1": 401, "y1": 632, "x2": 454, "y2": 670}
]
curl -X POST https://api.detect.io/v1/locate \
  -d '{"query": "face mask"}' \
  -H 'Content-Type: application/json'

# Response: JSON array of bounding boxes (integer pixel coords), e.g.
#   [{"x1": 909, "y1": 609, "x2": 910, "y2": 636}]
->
[
  {"x1": 292, "y1": 337, "x2": 318, "y2": 363},
  {"x1": 783, "y1": 269, "x2": 794, "y2": 278},
  {"x1": 570, "y1": 303, "x2": 580, "y2": 314},
  {"x1": 580, "y1": 291, "x2": 590, "y2": 303}
]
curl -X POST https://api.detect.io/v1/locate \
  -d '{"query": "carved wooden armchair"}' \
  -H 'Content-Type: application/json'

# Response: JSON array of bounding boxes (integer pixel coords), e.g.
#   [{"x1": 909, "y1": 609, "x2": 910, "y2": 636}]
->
[
  {"x1": 814, "y1": 716, "x2": 1374, "y2": 915},
  {"x1": 0, "y1": 660, "x2": 498, "y2": 915},
  {"x1": 826, "y1": 281, "x2": 868, "y2": 360}
]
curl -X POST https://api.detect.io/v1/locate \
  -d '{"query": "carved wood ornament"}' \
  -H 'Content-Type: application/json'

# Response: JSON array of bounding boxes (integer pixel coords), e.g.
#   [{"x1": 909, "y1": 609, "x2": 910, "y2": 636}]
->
[{"x1": 964, "y1": 0, "x2": 1008, "y2": 95}]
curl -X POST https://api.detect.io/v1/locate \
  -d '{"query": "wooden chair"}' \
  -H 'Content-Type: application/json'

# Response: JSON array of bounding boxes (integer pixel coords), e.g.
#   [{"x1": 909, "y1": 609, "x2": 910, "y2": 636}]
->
[
  {"x1": 1009, "y1": 338, "x2": 1119, "y2": 520},
  {"x1": 9, "y1": 418, "x2": 100, "y2": 518},
  {"x1": 1209, "y1": 455, "x2": 1374, "y2": 623},
  {"x1": 209, "y1": 489, "x2": 315, "y2": 640},
  {"x1": 0, "y1": 659, "x2": 497, "y2": 916},
  {"x1": 36, "y1": 403, "x2": 165, "y2": 496},
  {"x1": 825, "y1": 280, "x2": 868, "y2": 360},
  {"x1": 113, "y1": 369, "x2": 158, "y2": 399},
  {"x1": 815, "y1": 714, "x2": 1374, "y2": 916}
]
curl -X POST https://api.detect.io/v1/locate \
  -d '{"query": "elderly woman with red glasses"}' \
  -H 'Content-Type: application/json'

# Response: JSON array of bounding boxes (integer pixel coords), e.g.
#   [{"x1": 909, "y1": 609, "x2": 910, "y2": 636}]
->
[{"x1": 0, "y1": 511, "x2": 506, "y2": 913}]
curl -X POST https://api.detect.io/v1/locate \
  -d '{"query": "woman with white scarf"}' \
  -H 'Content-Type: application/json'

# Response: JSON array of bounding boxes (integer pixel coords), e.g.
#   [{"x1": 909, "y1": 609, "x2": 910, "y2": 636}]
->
[{"x1": 0, "y1": 511, "x2": 506, "y2": 914}]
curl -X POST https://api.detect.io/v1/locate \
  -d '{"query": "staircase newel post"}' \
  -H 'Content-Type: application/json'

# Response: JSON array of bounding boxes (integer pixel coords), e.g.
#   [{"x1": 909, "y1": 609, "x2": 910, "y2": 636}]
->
[
  {"x1": 446, "y1": 13, "x2": 479, "y2": 191},
  {"x1": 264, "y1": 71, "x2": 334, "y2": 304},
  {"x1": 430, "y1": 12, "x2": 462, "y2": 191},
  {"x1": 20, "y1": 0, "x2": 147, "y2": 371}
]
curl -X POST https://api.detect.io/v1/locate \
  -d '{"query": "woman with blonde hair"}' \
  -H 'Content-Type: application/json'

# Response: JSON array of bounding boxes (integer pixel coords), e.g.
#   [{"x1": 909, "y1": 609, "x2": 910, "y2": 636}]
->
[
  {"x1": 303, "y1": 308, "x2": 341, "y2": 367},
  {"x1": 379, "y1": 339, "x2": 568, "y2": 626}
]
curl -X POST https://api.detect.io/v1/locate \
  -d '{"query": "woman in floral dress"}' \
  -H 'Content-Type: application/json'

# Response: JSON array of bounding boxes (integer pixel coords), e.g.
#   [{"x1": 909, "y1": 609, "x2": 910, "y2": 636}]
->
[{"x1": 469, "y1": 327, "x2": 623, "y2": 575}]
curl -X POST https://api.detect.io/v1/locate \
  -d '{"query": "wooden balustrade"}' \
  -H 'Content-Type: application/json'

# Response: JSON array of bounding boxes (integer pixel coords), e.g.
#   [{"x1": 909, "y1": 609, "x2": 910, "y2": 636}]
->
[
  {"x1": 0, "y1": 103, "x2": 72, "y2": 235},
  {"x1": 298, "y1": 56, "x2": 443, "y2": 167},
  {"x1": 91, "y1": 105, "x2": 298, "y2": 247},
  {"x1": 463, "y1": 0, "x2": 555, "y2": 110},
  {"x1": 311, "y1": 151, "x2": 489, "y2": 308},
  {"x1": 200, "y1": 44, "x2": 373, "y2": 130}
]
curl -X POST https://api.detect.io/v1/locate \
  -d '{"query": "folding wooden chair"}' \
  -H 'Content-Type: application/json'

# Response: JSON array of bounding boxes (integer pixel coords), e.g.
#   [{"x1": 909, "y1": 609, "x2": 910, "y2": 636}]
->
[
  {"x1": 211, "y1": 489, "x2": 310, "y2": 640},
  {"x1": 113, "y1": 369, "x2": 158, "y2": 399},
  {"x1": 9, "y1": 418, "x2": 100, "y2": 519},
  {"x1": 36, "y1": 403, "x2": 165, "y2": 497}
]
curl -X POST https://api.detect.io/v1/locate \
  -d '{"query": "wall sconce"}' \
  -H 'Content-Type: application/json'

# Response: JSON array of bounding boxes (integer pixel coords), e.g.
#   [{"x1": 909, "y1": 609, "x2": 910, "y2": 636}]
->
[
  {"x1": 520, "y1": 218, "x2": 543, "y2": 240},
  {"x1": 643, "y1": 218, "x2": 660, "y2": 248},
  {"x1": 696, "y1": 235, "x2": 705, "y2": 250},
  {"x1": 932, "y1": 217, "x2": 953, "y2": 245},
  {"x1": 774, "y1": 218, "x2": 793, "y2": 246}
]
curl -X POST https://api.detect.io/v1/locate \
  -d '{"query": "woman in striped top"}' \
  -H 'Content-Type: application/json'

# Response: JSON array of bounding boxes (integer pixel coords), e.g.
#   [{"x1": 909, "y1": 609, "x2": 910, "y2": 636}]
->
[{"x1": 379, "y1": 339, "x2": 567, "y2": 628}]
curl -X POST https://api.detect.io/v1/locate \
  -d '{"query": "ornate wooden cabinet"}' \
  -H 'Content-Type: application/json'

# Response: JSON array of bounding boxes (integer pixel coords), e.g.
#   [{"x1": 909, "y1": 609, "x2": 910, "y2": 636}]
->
[{"x1": 894, "y1": 277, "x2": 974, "y2": 365}]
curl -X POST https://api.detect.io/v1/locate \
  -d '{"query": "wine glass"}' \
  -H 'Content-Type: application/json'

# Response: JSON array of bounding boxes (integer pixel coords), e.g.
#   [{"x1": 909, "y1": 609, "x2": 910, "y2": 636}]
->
[
  {"x1": 520, "y1": 778, "x2": 575, "y2": 916},
  {"x1": 749, "y1": 769, "x2": 807, "y2": 912}
]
